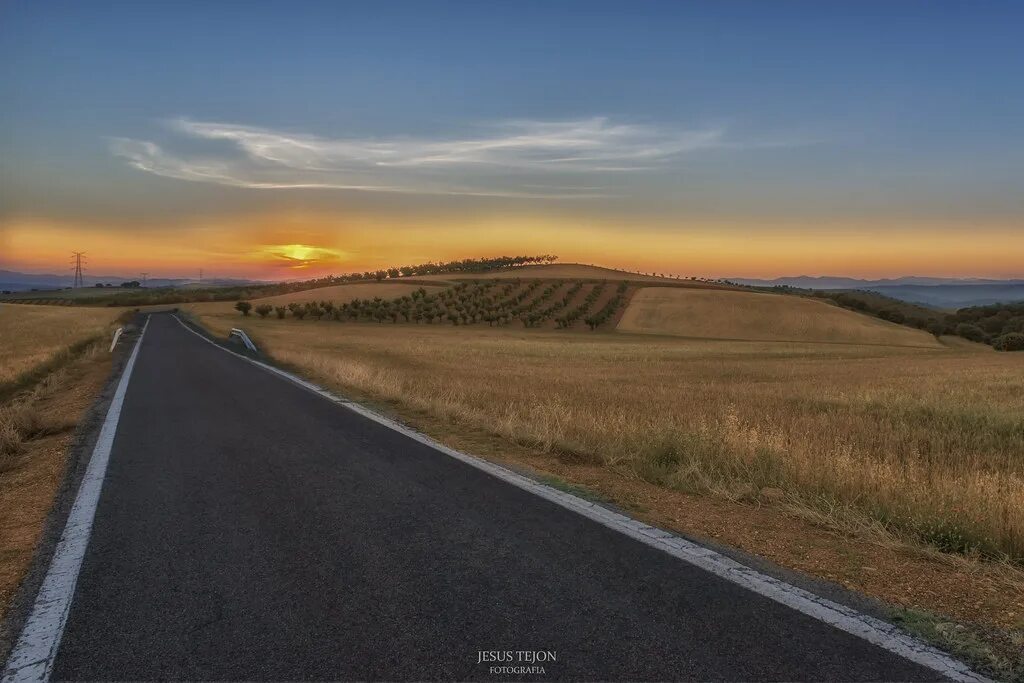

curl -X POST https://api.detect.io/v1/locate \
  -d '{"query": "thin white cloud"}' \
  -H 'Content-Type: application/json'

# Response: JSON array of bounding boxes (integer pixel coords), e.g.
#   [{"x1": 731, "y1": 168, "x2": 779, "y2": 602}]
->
[{"x1": 111, "y1": 117, "x2": 773, "y2": 198}]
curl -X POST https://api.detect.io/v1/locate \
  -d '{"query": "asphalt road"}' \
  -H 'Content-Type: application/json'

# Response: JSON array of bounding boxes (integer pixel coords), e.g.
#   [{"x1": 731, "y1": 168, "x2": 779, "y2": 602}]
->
[{"x1": 44, "y1": 314, "x2": 940, "y2": 680}]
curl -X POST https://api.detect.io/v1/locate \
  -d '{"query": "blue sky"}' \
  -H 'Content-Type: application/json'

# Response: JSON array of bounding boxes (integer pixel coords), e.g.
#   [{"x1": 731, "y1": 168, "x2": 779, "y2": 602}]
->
[{"x1": 1, "y1": 1, "x2": 1022, "y2": 277}]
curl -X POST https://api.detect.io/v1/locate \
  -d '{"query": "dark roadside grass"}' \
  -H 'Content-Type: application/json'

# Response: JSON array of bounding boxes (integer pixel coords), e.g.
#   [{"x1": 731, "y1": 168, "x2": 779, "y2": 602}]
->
[
  {"x1": 892, "y1": 607, "x2": 1024, "y2": 682},
  {"x1": 181, "y1": 312, "x2": 1024, "y2": 681}
]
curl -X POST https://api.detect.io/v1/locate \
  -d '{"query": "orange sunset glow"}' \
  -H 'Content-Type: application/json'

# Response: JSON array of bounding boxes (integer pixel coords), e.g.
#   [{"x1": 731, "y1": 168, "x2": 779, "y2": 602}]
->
[{"x1": 2, "y1": 213, "x2": 1022, "y2": 282}]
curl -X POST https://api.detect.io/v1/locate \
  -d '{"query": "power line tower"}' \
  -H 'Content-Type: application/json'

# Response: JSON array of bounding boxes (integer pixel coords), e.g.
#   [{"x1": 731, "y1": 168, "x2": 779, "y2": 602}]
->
[
  {"x1": 70, "y1": 252, "x2": 86, "y2": 288},
  {"x1": 140, "y1": 272, "x2": 149, "y2": 288}
]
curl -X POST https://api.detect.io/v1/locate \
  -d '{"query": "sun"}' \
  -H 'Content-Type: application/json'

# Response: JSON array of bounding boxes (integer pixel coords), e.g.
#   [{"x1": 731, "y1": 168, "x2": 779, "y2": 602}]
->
[
  {"x1": 281, "y1": 244, "x2": 315, "y2": 261},
  {"x1": 260, "y1": 243, "x2": 348, "y2": 271}
]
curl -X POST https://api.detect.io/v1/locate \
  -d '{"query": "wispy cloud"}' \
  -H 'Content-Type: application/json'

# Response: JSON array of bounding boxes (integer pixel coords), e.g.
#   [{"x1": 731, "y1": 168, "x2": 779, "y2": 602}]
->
[{"x1": 111, "y1": 117, "x2": 773, "y2": 198}]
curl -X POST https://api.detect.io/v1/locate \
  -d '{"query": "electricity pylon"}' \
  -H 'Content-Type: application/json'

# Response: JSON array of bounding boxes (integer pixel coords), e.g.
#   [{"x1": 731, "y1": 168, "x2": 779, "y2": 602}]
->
[{"x1": 71, "y1": 252, "x2": 86, "y2": 288}]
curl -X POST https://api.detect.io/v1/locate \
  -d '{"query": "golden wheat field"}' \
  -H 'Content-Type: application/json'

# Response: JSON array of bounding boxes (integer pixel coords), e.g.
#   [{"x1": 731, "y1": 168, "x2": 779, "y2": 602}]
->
[
  {"x1": 618, "y1": 287, "x2": 944, "y2": 347},
  {"x1": 190, "y1": 306, "x2": 1024, "y2": 562},
  {"x1": 0, "y1": 304, "x2": 121, "y2": 387}
]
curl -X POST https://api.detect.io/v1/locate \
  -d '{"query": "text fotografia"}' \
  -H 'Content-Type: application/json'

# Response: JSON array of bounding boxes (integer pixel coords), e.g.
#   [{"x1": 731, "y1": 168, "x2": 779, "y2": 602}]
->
[{"x1": 477, "y1": 650, "x2": 557, "y2": 675}]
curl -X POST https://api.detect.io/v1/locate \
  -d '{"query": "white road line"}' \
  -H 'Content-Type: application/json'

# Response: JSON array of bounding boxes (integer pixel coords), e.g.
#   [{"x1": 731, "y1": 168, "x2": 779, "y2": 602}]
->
[
  {"x1": 2, "y1": 317, "x2": 149, "y2": 683},
  {"x1": 174, "y1": 316, "x2": 987, "y2": 682}
]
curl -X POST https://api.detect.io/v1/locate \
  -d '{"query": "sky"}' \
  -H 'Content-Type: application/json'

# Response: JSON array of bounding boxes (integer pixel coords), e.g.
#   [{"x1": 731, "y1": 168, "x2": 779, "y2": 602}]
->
[{"x1": 1, "y1": 0, "x2": 1022, "y2": 280}]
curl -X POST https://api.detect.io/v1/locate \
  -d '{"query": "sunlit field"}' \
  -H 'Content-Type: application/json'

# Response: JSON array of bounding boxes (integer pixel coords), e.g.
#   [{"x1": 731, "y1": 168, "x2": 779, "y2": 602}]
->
[
  {"x1": 619, "y1": 287, "x2": 943, "y2": 346},
  {"x1": 0, "y1": 303, "x2": 120, "y2": 468},
  {"x1": 188, "y1": 308, "x2": 1024, "y2": 562},
  {"x1": 1, "y1": 304, "x2": 117, "y2": 612},
  {"x1": 0, "y1": 304, "x2": 121, "y2": 388}
]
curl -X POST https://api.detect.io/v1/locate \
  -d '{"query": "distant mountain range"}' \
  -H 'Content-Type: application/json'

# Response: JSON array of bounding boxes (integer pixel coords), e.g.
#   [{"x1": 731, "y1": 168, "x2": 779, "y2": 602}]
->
[
  {"x1": 728, "y1": 276, "x2": 1024, "y2": 308},
  {"x1": 0, "y1": 269, "x2": 261, "y2": 292}
]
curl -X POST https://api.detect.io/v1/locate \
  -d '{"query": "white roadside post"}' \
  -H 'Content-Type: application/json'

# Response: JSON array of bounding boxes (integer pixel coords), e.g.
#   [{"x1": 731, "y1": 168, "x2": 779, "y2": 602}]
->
[
  {"x1": 229, "y1": 328, "x2": 258, "y2": 353},
  {"x1": 109, "y1": 326, "x2": 124, "y2": 352}
]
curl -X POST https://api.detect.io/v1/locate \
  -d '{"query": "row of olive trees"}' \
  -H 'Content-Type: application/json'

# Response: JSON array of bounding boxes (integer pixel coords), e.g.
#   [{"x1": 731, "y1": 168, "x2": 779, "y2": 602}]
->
[
  {"x1": 555, "y1": 283, "x2": 606, "y2": 328},
  {"x1": 584, "y1": 282, "x2": 630, "y2": 329},
  {"x1": 236, "y1": 279, "x2": 629, "y2": 330},
  {"x1": 523, "y1": 282, "x2": 584, "y2": 328}
]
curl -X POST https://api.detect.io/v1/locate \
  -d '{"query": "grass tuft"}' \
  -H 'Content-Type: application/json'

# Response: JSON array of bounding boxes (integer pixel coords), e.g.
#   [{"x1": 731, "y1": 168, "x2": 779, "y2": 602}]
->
[{"x1": 891, "y1": 607, "x2": 1024, "y2": 681}]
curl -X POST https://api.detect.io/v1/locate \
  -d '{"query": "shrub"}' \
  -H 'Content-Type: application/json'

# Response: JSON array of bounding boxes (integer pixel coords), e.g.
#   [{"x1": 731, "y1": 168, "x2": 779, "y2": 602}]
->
[
  {"x1": 234, "y1": 301, "x2": 252, "y2": 316},
  {"x1": 954, "y1": 323, "x2": 986, "y2": 342},
  {"x1": 993, "y1": 333, "x2": 1024, "y2": 351},
  {"x1": 289, "y1": 302, "x2": 307, "y2": 320},
  {"x1": 254, "y1": 304, "x2": 273, "y2": 318},
  {"x1": 274, "y1": 306, "x2": 287, "y2": 319}
]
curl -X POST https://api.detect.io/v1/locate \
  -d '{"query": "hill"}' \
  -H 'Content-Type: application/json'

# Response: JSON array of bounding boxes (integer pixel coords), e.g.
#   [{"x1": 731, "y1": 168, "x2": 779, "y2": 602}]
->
[
  {"x1": 185, "y1": 279, "x2": 633, "y2": 332},
  {"x1": 616, "y1": 287, "x2": 944, "y2": 347},
  {"x1": 449, "y1": 263, "x2": 728, "y2": 285},
  {"x1": 731, "y1": 275, "x2": 1024, "y2": 288},
  {"x1": 729, "y1": 275, "x2": 1024, "y2": 308},
  {"x1": 865, "y1": 284, "x2": 1024, "y2": 308}
]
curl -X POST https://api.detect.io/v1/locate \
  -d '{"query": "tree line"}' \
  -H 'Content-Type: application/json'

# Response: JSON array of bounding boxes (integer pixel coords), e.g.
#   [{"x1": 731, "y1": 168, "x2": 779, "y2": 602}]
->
[{"x1": 811, "y1": 290, "x2": 1024, "y2": 351}]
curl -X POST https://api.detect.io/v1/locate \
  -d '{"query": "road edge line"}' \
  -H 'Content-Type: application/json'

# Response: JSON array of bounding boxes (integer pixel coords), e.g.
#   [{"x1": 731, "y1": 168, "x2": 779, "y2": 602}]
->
[
  {"x1": 2, "y1": 317, "x2": 150, "y2": 683},
  {"x1": 172, "y1": 315, "x2": 988, "y2": 683}
]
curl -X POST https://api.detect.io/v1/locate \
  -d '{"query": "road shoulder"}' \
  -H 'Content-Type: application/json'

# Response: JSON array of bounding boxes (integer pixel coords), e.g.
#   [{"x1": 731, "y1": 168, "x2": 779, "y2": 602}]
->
[{"x1": 0, "y1": 320, "x2": 144, "y2": 666}]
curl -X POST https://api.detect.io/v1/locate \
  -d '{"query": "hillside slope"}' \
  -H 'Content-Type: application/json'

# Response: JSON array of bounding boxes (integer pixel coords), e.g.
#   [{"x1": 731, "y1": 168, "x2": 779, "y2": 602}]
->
[
  {"x1": 617, "y1": 288, "x2": 944, "y2": 347},
  {"x1": 449, "y1": 263, "x2": 726, "y2": 286}
]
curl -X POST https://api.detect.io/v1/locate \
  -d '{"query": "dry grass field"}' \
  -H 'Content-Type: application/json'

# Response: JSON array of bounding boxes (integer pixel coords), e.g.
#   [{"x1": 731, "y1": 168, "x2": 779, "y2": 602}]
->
[
  {"x1": 0, "y1": 305, "x2": 118, "y2": 620},
  {"x1": 1, "y1": 302, "x2": 120, "y2": 477},
  {"x1": 191, "y1": 308, "x2": 1024, "y2": 566},
  {"x1": 0, "y1": 304, "x2": 121, "y2": 388},
  {"x1": 618, "y1": 287, "x2": 943, "y2": 347}
]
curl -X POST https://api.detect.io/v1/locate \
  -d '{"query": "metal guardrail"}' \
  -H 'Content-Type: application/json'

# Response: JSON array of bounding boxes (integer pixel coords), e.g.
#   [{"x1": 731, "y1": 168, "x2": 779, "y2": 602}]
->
[
  {"x1": 230, "y1": 328, "x2": 258, "y2": 353},
  {"x1": 109, "y1": 326, "x2": 124, "y2": 352}
]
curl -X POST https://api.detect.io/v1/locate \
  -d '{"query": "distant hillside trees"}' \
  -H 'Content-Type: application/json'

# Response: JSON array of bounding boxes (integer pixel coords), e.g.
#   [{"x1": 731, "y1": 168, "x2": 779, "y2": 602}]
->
[
  {"x1": 993, "y1": 333, "x2": 1024, "y2": 351},
  {"x1": 809, "y1": 290, "x2": 1024, "y2": 350},
  {"x1": 949, "y1": 303, "x2": 1024, "y2": 350}
]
